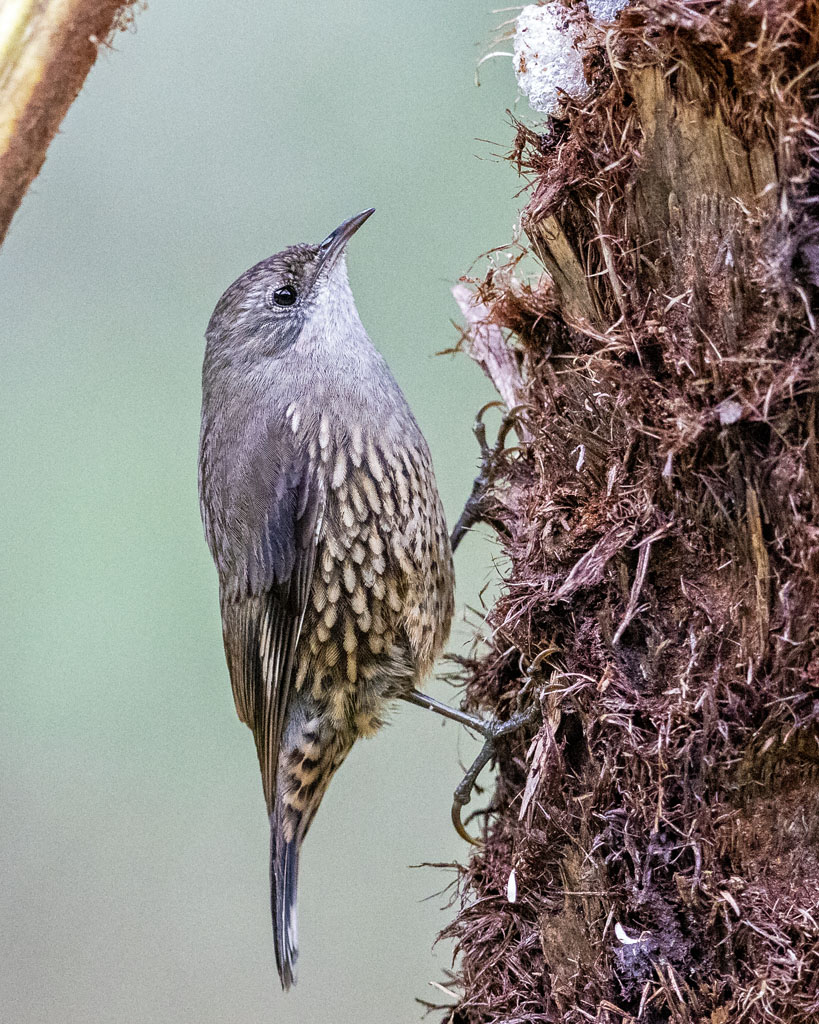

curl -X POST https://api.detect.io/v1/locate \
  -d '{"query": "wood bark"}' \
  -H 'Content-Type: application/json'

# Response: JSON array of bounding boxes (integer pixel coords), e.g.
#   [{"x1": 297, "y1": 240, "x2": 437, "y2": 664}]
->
[
  {"x1": 0, "y1": 0, "x2": 139, "y2": 245},
  {"x1": 444, "y1": 2, "x2": 819, "y2": 1021}
]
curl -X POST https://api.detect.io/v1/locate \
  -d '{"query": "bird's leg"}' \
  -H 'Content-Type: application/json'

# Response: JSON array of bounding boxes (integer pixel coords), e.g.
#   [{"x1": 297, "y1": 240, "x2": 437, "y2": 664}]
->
[
  {"x1": 400, "y1": 688, "x2": 540, "y2": 845},
  {"x1": 449, "y1": 403, "x2": 518, "y2": 553},
  {"x1": 401, "y1": 687, "x2": 490, "y2": 732},
  {"x1": 449, "y1": 704, "x2": 541, "y2": 845}
]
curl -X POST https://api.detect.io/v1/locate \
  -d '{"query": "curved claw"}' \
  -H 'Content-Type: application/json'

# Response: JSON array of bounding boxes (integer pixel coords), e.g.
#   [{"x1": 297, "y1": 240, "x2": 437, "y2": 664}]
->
[
  {"x1": 451, "y1": 404, "x2": 520, "y2": 553},
  {"x1": 449, "y1": 705, "x2": 542, "y2": 846},
  {"x1": 473, "y1": 400, "x2": 506, "y2": 452},
  {"x1": 449, "y1": 735, "x2": 496, "y2": 845},
  {"x1": 452, "y1": 797, "x2": 483, "y2": 846}
]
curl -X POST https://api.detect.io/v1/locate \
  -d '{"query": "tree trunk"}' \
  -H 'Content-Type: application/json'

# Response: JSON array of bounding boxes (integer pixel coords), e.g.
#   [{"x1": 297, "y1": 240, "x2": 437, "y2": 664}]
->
[
  {"x1": 445, "y1": 1, "x2": 819, "y2": 1020},
  {"x1": 0, "y1": 0, "x2": 141, "y2": 246}
]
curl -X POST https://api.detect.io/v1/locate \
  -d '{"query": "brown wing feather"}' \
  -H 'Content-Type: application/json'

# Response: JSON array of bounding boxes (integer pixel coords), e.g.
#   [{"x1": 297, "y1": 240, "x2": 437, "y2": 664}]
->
[{"x1": 221, "y1": 467, "x2": 325, "y2": 813}]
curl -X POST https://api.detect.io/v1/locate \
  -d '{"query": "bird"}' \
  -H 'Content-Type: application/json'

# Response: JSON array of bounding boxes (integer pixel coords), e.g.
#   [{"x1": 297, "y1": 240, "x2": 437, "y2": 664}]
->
[{"x1": 198, "y1": 209, "x2": 455, "y2": 989}]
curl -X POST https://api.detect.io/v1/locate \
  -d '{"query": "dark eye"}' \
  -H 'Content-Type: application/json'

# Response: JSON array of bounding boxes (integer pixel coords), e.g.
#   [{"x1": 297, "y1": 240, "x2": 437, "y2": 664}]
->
[{"x1": 271, "y1": 285, "x2": 297, "y2": 307}]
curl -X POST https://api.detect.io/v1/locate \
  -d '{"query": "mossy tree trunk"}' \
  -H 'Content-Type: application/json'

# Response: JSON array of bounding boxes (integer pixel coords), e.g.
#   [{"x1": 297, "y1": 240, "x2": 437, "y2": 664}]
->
[{"x1": 445, "y1": 2, "x2": 819, "y2": 1021}]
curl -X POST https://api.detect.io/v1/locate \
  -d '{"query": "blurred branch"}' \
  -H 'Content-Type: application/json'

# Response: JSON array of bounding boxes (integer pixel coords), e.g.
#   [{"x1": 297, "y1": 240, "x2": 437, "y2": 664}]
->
[{"x1": 0, "y1": 0, "x2": 140, "y2": 246}]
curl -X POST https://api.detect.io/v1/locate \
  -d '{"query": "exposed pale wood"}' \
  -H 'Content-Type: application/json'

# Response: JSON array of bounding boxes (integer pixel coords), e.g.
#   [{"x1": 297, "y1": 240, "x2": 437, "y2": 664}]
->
[
  {"x1": 630, "y1": 65, "x2": 777, "y2": 243},
  {"x1": 452, "y1": 281, "x2": 533, "y2": 441},
  {"x1": 525, "y1": 64, "x2": 778, "y2": 330},
  {"x1": 526, "y1": 213, "x2": 603, "y2": 327}
]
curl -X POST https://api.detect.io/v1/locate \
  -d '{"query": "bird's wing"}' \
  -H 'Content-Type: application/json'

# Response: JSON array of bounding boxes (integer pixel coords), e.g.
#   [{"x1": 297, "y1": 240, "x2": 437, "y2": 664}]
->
[{"x1": 221, "y1": 450, "x2": 326, "y2": 813}]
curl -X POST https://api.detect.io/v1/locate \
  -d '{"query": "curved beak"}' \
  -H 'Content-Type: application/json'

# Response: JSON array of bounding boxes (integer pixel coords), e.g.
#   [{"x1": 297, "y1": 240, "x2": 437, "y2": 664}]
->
[{"x1": 315, "y1": 208, "x2": 375, "y2": 276}]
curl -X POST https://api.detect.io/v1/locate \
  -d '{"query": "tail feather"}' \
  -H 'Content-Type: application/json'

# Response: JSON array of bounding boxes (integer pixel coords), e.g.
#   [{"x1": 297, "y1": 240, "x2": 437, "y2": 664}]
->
[{"x1": 271, "y1": 814, "x2": 299, "y2": 990}]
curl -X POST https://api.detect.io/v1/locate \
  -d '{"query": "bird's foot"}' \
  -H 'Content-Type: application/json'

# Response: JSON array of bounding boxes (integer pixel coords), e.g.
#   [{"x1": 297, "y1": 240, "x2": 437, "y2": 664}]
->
[
  {"x1": 450, "y1": 704, "x2": 540, "y2": 845},
  {"x1": 400, "y1": 688, "x2": 540, "y2": 846},
  {"x1": 449, "y1": 403, "x2": 519, "y2": 553}
]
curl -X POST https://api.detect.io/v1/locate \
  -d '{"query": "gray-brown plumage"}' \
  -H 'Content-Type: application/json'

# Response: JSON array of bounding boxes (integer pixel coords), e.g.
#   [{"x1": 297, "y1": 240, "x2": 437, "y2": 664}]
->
[{"x1": 198, "y1": 210, "x2": 454, "y2": 989}]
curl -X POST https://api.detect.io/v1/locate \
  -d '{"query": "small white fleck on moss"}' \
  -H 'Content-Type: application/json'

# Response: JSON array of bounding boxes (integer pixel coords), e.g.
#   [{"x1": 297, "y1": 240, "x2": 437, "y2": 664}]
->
[
  {"x1": 507, "y1": 867, "x2": 518, "y2": 903},
  {"x1": 717, "y1": 399, "x2": 743, "y2": 425},
  {"x1": 614, "y1": 921, "x2": 643, "y2": 945}
]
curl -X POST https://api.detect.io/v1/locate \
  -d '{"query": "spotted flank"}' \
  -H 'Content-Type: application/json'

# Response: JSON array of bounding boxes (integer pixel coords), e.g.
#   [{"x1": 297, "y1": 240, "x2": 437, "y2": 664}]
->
[{"x1": 295, "y1": 427, "x2": 453, "y2": 731}]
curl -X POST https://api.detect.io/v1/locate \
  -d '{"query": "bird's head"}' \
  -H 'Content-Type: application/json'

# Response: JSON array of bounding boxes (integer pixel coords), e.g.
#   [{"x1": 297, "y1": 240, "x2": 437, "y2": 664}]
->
[{"x1": 205, "y1": 208, "x2": 375, "y2": 364}]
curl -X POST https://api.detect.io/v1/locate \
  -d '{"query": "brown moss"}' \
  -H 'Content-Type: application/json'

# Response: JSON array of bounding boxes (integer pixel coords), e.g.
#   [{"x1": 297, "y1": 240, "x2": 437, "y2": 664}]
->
[{"x1": 443, "y1": 1, "x2": 819, "y2": 1020}]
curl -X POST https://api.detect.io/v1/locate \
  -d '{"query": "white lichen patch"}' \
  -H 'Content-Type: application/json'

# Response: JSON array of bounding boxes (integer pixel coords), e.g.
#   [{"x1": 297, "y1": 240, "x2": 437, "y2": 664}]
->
[
  {"x1": 513, "y1": 1, "x2": 631, "y2": 115},
  {"x1": 586, "y1": 0, "x2": 630, "y2": 22},
  {"x1": 514, "y1": 3, "x2": 587, "y2": 115}
]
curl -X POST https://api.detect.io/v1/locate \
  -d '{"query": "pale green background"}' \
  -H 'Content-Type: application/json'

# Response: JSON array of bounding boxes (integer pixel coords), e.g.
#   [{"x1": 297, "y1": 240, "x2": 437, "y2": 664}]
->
[{"x1": 0, "y1": 3, "x2": 517, "y2": 1022}]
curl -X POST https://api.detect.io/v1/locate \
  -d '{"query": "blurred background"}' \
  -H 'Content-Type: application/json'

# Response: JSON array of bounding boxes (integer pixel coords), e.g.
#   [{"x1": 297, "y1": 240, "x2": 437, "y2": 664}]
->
[{"x1": 0, "y1": 3, "x2": 518, "y2": 1021}]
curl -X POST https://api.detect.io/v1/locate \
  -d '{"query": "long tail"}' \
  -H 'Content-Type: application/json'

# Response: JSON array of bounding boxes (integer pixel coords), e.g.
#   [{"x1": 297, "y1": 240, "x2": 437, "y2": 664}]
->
[{"x1": 271, "y1": 811, "x2": 299, "y2": 990}]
